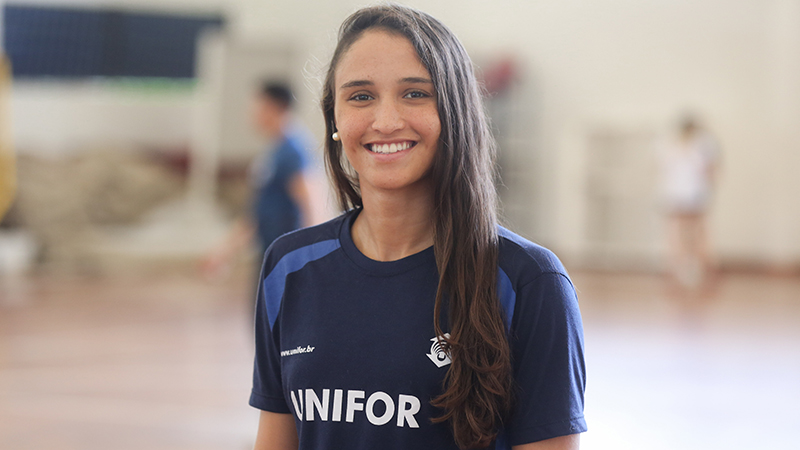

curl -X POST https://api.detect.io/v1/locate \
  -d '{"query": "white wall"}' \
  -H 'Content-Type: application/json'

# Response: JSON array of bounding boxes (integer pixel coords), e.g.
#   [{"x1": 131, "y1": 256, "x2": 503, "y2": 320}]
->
[
  {"x1": 7, "y1": 0, "x2": 800, "y2": 267},
  {"x1": 11, "y1": 81, "x2": 196, "y2": 155}
]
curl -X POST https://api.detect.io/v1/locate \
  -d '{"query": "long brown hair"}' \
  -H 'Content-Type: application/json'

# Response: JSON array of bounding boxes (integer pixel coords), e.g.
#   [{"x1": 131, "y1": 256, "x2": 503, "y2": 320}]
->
[{"x1": 321, "y1": 5, "x2": 512, "y2": 449}]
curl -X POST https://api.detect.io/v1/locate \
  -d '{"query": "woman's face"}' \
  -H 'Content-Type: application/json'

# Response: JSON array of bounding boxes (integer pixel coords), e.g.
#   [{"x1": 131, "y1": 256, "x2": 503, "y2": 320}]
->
[{"x1": 333, "y1": 29, "x2": 441, "y2": 197}]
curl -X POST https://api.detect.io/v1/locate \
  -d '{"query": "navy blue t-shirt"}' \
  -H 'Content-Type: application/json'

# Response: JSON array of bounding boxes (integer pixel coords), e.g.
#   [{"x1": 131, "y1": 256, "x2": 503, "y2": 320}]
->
[
  {"x1": 251, "y1": 124, "x2": 313, "y2": 252},
  {"x1": 250, "y1": 209, "x2": 586, "y2": 449}
]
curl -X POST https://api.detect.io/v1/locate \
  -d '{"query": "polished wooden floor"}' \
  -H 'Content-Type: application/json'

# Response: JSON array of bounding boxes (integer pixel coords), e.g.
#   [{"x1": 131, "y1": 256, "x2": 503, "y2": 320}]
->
[{"x1": 1, "y1": 269, "x2": 798, "y2": 449}]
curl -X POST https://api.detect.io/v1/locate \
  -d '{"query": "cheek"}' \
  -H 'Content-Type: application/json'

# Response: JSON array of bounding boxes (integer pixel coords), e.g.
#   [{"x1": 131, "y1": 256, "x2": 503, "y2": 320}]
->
[
  {"x1": 336, "y1": 115, "x2": 371, "y2": 151},
  {"x1": 335, "y1": 114, "x2": 362, "y2": 162},
  {"x1": 423, "y1": 110, "x2": 441, "y2": 142},
  {"x1": 333, "y1": 106, "x2": 355, "y2": 136},
  {"x1": 430, "y1": 121, "x2": 441, "y2": 139}
]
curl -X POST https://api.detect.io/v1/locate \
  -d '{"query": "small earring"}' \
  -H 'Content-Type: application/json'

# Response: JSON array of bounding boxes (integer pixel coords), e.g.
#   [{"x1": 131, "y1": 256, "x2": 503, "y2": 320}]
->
[{"x1": 332, "y1": 131, "x2": 340, "y2": 141}]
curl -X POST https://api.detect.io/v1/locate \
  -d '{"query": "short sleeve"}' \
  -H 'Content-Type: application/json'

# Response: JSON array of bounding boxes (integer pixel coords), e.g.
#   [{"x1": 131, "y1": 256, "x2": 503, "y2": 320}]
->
[
  {"x1": 271, "y1": 140, "x2": 308, "y2": 185},
  {"x1": 505, "y1": 272, "x2": 587, "y2": 445},
  {"x1": 249, "y1": 256, "x2": 291, "y2": 413}
]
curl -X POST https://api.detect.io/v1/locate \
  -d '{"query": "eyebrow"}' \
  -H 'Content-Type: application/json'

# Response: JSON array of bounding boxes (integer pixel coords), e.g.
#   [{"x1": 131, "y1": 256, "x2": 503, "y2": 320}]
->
[
  {"x1": 339, "y1": 77, "x2": 433, "y2": 90},
  {"x1": 340, "y1": 80, "x2": 373, "y2": 89},
  {"x1": 400, "y1": 77, "x2": 433, "y2": 85}
]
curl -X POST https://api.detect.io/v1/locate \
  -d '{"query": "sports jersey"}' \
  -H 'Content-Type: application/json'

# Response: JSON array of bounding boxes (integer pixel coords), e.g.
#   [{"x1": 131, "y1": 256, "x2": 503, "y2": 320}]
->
[{"x1": 250, "y1": 209, "x2": 586, "y2": 449}]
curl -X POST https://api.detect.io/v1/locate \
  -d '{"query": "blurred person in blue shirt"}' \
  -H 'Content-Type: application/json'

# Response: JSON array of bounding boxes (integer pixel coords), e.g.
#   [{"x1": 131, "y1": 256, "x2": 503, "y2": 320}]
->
[{"x1": 203, "y1": 81, "x2": 321, "y2": 277}]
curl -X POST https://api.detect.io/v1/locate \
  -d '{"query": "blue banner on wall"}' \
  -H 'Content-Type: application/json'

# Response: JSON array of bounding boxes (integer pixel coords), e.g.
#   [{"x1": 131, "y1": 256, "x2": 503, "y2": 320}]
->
[{"x1": 3, "y1": 5, "x2": 224, "y2": 79}]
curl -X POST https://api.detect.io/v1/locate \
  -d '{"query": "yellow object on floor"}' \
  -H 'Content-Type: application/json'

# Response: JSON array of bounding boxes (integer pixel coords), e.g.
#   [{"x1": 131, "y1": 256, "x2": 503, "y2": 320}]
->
[{"x1": 0, "y1": 54, "x2": 15, "y2": 220}]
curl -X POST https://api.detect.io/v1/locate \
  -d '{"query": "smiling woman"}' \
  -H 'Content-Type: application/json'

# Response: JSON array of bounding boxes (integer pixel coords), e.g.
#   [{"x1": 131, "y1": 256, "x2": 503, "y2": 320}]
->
[
  {"x1": 249, "y1": 5, "x2": 586, "y2": 450},
  {"x1": 333, "y1": 29, "x2": 441, "y2": 203}
]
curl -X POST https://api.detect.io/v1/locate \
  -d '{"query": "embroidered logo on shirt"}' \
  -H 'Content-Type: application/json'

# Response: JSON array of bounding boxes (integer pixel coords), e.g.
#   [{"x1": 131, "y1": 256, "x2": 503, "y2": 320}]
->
[
  {"x1": 426, "y1": 334, "x2": 451, "y2": 368},
  {"x1": 281, "y1": 345, "x2": 315, "y2": 357}
]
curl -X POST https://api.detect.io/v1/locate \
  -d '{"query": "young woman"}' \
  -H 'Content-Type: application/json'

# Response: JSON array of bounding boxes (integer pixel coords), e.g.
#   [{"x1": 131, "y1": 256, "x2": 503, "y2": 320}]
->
[
  {"x1": 659, "y1": 115, "x2": 720, "y2": 292},
  {"x1": 250, "y1": 5, "x2": 586, "y2": 450}
]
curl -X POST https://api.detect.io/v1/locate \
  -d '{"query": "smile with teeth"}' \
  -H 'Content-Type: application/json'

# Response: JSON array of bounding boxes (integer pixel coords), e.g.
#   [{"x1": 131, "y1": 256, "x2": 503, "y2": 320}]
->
[{"x1": 367, "y1": 141, "x2": 415, "y2": 154}]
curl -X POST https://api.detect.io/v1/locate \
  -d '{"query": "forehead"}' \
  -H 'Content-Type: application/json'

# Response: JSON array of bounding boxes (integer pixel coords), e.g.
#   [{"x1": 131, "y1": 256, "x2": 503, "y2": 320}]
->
[{"x1": 334, "y1": 29, "x2": 430, "y2": 86}]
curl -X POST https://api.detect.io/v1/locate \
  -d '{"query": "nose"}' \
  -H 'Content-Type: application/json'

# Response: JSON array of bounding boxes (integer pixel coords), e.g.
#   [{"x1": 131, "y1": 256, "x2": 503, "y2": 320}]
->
[{"x1": 371, "y1": 98, "x2": 404, "y2": 135}]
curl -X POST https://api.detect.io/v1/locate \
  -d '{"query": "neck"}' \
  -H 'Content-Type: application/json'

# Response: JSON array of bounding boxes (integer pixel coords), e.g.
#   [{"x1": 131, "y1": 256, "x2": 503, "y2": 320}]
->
[{"x1": 352, "y1": 181, "x2": 435, "y2": 262}]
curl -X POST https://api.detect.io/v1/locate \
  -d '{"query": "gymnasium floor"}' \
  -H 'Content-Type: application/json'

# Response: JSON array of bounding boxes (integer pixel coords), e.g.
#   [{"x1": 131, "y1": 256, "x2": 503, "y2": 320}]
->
[{"x1": 1, "y1": 269, "x2": 798, "y2": 449}]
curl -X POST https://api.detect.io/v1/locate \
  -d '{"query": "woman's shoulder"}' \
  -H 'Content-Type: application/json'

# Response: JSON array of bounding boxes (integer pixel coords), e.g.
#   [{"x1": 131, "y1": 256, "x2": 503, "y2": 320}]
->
[
  {"x1": 261, "y1": 212, "x2": 352, "y2": 269},
  {"x1": 497, "y1": 226, "x2": 571, "y2": 288}
]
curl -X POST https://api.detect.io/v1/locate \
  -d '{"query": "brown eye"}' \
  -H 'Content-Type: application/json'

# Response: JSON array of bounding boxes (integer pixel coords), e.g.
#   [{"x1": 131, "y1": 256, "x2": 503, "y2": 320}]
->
[{"x1": 404, "y1": 90, "x2": 429, "y2": 99}]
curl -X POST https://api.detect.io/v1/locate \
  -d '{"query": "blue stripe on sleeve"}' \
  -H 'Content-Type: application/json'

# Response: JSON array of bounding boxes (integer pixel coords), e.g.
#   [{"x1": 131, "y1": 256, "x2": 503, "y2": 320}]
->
[
  {"x1": 262, "y1": 239, "x2": 341, "y2": 330},
  {"x1": 498, "y1": 267, "x2": 516, "y2": 334}
]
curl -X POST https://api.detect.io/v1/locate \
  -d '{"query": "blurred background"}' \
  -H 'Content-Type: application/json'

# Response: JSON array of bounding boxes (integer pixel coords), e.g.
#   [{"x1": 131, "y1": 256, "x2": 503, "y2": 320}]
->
[{"x1": 0, "y1": 0, "x2": 798, "y2": 449}]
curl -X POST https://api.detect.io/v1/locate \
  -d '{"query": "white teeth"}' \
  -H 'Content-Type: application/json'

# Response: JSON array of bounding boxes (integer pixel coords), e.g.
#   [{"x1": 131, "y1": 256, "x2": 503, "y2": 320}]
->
[{"x1": 371, "y1": 142, "x2": 412, "y2": 154}]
